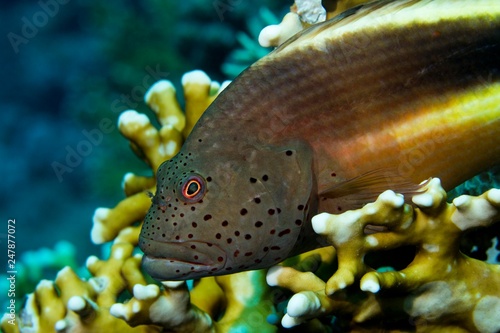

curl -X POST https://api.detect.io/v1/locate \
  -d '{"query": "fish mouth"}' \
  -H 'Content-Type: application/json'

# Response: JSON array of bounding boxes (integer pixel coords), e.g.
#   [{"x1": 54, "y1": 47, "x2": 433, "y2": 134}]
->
[{"x1": 139, "y1": 238, "x2": 227, "y2": 280}]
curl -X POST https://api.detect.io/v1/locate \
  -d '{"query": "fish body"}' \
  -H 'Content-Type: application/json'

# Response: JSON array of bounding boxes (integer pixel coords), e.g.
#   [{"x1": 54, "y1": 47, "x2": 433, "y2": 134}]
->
[{"x1": 139, "y1": 0, "x2": 500, "y2": 280}]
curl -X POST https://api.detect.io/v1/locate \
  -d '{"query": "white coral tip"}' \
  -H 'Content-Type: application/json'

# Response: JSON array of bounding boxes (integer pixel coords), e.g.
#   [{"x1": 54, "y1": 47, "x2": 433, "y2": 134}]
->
[
  {"x1": 133, "y1": 284, "x2": 160, "y2": 300},
  {"x1": 487, "y1": 188, "x2": 500, "y2": 205},
  {"x1": 109, "y1": 303, "x2": 127, "y2": 319},
  {"x1": 145, "y1": 80, "x2": 175, "y2": 102},
  {"x1": 55, "y1": 319, "x2": 68, "y2": 332},
  {"x1": 412, "y1": 193, "x2": 433, "y2": 208},
  {"x1": 287, "y1": 293, "x2": 320, "y2": 317},
  {"x1": 118, "y1": 110, "x2": 149, "y2": 127},
  {"x1": 361, "y1": 278, "x2": 380, "y2": 293},
  {"x1": 91, "y1": 208, "x2": 110, "y2": 244},
  {"x1": 266, "y1": 266, "x2": 283, "y2": 286},
  {"x1": 86, "y1": 255, "x2": 98, "y2": 267},
  {"x1": 453, "y1": 195, "x2": 471, "y2": 208},
  {"x1": 182, "y1": 70, "x2": 211, "y2": 86},
  {"x1": 379, "y1": 190, "x2": 404, "y2": 208},
  {"x1": 68, "y1": 296, "x2": 86, "y2": 311},
  {"x1": 281, "y1": 313, "x2": 303, "y2": 328},
  {"x1": 287, "y1": 294, "x2": 308, "y2": 317},
  {"x1": 258, "y1": 25, "x2": 282, "y2": 47},
  {"x1": 311, "y1": 212, "x2": 331, "y2": 234}
]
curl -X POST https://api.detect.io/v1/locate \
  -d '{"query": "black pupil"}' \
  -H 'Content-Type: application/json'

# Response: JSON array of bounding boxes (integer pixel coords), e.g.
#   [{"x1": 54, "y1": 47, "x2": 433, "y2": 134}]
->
[{"x1": 187, "y1": 181, "x2": 199, "y2": 195}]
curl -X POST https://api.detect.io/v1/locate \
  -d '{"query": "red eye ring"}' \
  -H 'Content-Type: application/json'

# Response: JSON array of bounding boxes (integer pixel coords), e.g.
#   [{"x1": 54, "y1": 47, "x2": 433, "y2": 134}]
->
[
  {"x1": 179, "y1": 174, "x2": 206, "y2": 203},
  {"x1": 183, "y1": 179, "x2": 201, "y2": 198}
]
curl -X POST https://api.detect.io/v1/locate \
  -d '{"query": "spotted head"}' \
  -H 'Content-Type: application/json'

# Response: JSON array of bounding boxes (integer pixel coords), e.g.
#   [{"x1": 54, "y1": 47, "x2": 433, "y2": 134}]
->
[{"x1": 139, "y1": 140, "x2": 317, "y2": 281}]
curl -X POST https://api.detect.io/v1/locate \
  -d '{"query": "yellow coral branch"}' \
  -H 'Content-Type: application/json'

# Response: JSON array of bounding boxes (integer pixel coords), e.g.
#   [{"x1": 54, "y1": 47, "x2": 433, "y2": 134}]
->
[{"x1": 270, "y1": 178, "x2": 500, "y2": 332}]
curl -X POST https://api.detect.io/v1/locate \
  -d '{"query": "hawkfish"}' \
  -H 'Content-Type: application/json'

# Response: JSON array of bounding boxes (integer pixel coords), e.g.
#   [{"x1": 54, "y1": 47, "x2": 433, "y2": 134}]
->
[{"x1": 139, "y1": 0, "x2": 500, "y2": 281}]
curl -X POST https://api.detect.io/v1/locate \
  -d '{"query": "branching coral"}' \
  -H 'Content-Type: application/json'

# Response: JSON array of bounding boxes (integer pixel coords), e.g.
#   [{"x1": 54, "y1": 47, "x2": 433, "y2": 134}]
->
[
  {"x1": 91, "y1": 70, "x2": 224, "y2": 245},
  {"x1": 110, "y1": 270, "x2": 277, "y2": 333},
  {"x1": 0, "y1": 241, "x2": 84, "y2": 313},
  {"x1": 1, "y1": 71, "x2": 279, "y2": 333},
  {"x1": 258, "y1": 0, "x2": 370, "y2": 48},
  {"x1": 267, "y1": 178, "x2": 500, "y2": 332},
  {"x1": 1, "y1": 242, "x2": 156, "y2": 333}
]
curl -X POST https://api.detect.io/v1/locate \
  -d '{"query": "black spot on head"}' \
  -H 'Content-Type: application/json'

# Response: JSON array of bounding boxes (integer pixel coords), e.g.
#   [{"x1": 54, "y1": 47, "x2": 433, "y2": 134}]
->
[
  {"x1": 240, "y1": 208, "x2": 248, "y2": 216},
  {"x1": 188, "y1": 234, "x2": 193, "y2": 238},
  {"x1": 262, "y1": 175, "x2": 268, "y2": 181},
  {"x1": 222, "y1": 220, "x2": 229, "y2": 227},
  {"x1": 235, "y1": 231, "x2": 240, "y2": 236},
  {"x1": 217, "y1": 256, "x2": 224, "y2": 262},
  {"x1": 295, "y1": 219, "x2": 302, "y2": 226},
  {"x1": 285, "y1": 150, "x2": 293, "y2": 156},
  {"x1": 331, "y1": 172, "x2": 337, "y2": 177},
  {"x1": 245, "y1": 234, "x2": 252, "y2": 240},
  {"x1": 271, "y1": 246, "x2": 281, "y2": 250},
  {"x1": 192, "y1": 222, "x2": 198, "y2": 228},
  {"x1": 268, "y1": 209, "x2": 275, "y2": 215},
  {"x1": 244, "y1": 252, "x2": 253, "y2": 256},
  {"x1": 263, "y1": 247, "x2": 269, "y2": 252},
  {"x1": 204, "y1": 214, "x2": 212, "y2": 221},
  {"x1": 249, "y1": 177, "x2": 257, "y2": 183},
  {"x1": 191, "y1": 206, "x2": 196, "y2": 211},
  {"x1": 206, "y1": 176, "x2": 212, "y2": 182},
  {"x1": 254, "y1": 197, "x2": 261, "y2": 204},
  {"x1": 254, "y1": 221, "x2": 263, "y2": 228},
  {"x1": 216, "y1": 233, "x2": 221, "y2": 239},
  {"x1": 234, "y1": 250, "x2": 239, "y2": 257},
  {"x1": 227, "y1": 238, "x2": 232, "y2": 244}
]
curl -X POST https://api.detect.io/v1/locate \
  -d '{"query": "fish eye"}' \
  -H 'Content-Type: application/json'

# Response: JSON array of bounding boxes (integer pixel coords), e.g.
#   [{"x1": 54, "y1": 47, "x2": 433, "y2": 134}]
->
[
  {"x1": 185, "y1": 180, "x2": 201, "y2": 197},
  {"x1": 179, "y1": 174, "x2": 206, "y2": 203}
]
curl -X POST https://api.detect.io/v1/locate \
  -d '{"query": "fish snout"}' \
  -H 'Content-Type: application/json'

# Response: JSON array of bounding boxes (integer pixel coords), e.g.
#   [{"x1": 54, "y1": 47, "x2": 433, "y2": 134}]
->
[{"x1": 139, "y1": 237, "x2": 227, "y2": 280}]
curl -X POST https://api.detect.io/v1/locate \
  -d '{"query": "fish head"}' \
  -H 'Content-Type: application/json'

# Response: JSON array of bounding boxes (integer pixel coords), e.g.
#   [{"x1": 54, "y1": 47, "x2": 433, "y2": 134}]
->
[{"x1": 139, "y1": 140, "x2": 316, "y2": 280}]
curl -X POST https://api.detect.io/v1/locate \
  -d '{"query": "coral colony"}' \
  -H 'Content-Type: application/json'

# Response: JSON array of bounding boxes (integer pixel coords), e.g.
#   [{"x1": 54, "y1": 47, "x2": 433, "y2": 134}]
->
[{"x1": 2, "y1": 1, "x2": 499, "y2": 332}]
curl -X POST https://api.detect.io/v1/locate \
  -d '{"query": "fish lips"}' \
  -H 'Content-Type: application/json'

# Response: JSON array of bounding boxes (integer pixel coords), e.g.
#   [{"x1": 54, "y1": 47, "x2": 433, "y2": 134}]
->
[{"x1": 139, "y1": 238, "x2": 227, "y2": 280}]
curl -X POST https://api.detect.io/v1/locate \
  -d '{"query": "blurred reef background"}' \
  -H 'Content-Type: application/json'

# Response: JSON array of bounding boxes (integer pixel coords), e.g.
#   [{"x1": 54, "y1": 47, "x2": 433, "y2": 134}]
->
[{"x1": 0, "y1": 0, "x2": 286, "y2": 284}]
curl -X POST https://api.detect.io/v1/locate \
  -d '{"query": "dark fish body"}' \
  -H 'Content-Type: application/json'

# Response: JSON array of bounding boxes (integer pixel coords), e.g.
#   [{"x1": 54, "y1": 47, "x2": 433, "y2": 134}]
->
[{"x1": 140, "y1": 0, "x2": 500, "y2": 280}]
